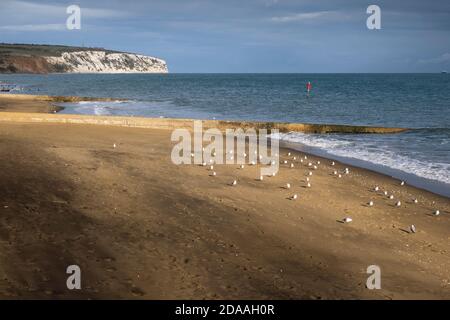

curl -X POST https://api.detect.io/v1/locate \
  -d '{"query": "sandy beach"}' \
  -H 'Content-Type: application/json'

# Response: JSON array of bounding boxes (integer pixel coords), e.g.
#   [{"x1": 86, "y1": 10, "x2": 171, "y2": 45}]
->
[{"x1": 0, "y1": 96, "x2": 449, "y2": 299}]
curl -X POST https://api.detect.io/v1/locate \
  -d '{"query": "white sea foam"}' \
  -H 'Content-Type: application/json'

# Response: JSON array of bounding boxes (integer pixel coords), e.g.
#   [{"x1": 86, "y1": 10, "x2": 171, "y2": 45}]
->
[{"x1": 272, "y1": 132, "x2": 450, "y2": 185}]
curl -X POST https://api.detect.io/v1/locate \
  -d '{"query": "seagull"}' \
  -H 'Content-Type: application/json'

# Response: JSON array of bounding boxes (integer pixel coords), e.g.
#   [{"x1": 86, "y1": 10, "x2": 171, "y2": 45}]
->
[
  {"x1": 291, "y1": 194, "x2": 298, "y2": 200},
  {"x1": 434, "y1": 210, "x2": 440, "y2": 216},
  {"x1": 313, "y1": 165, "x2": 318, "y2": 170},
  {"x1": 338, "y1": 174, "x2": 342, "y2": 178},
  {"x1": 308, "y1": 162, "x2": 313, "y2": 167},
  {"x1": 293, "y1": 157, "x2": 297, "y2": 160},
  {"x1": 251, "y1": 161, "x2": 256, "y2": 166},
  {"x1": 211, "y1": 171, "x2": 217, "y2": 176},
  {"x1": 113, "y1": 143, "x2": 117, "y2": 149},
  {"x1": 304, "y1": 156, "x2": 308, "y2": 160},
  {"x1": 374, "y1": 186, "x2": 379, "y2": 191},
  {"x1": 308, "y1": 171, "x2": 313, "y2": 176},
  {"x1": 286, "y1": 183, "x2": 291, "y2": 189},
  {"x1": 210, "y1": 165, "x2": 214, "y2": 170},
  {"x1": 271, "y1": 172, "x2": 276, "y2": 177},
  {"x1": 306, "y1": 182, "x2": 311, "y2": 188},
  {"x1": 369, "y1": 201, "x2": 374, "y2": 207},
  {"x1": 202, "y1": 162, "x2": 207, "y2": 166},
  {"x1": 331, "y1": 161, "x2": 335, "y2": 166},
  {"x1": 231, "y1": 180, "x2": 237, "y2": 186},
  {"x1": 283, "y1": 160, "x2": 288, "y2": 164},
  {"x1": 333, "y1": 170, "x2": 338, "y2": 175},
  {"x1": 306, "y1": 177, "x2": 310, "y2": 182},
  {"x1": 396, "y1": 201, "x2": 401, "y2": 207},
  {"x1": 410, "y1": 225, "x2": 416, "y2": 233},
  {"x1": 344, "y1": 168, "x2": 350, "y2": 174},
  {"x1": 300, "y1": 159, "x2": 304, "y2": 163},
  {"x1": 384, "y1": 191, "x2": 388, "y2": 196},
  {"x1": 400, "y1": 181, "x2": 405, "y2": 186},
  {"x1": 288, "y1": 152, "x2": 291, "y2": 156},
  {"x1": 343, "y1": 217, "x2": 353, "y2": 223},
  {"x1": 317, "y1": 161, "x2": 321, "y2": 165},
  {"x1": 290, "y1": 163, "x2": 294, "y2": 168},
  {"x1": 240, "y1": 164, "x2": 245, "y2": 169},
  {"x1": 389, "y1": 195, "x2": 394, "y2": 200},
  {"x1": 413, "y1": 198, "x2": 418, "y2": 204}
]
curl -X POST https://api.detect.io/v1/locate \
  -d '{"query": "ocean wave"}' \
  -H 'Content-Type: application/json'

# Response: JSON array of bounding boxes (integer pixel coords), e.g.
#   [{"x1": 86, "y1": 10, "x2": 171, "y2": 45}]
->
[{"x1": 272, "y1": 132, "x2": 450, "y2": 185}]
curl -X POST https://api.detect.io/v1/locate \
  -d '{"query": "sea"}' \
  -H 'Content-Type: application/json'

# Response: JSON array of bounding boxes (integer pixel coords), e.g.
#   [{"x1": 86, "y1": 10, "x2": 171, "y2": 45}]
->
[{"x1": 2, "y1": 73, "x2": 449, "y2": 197}]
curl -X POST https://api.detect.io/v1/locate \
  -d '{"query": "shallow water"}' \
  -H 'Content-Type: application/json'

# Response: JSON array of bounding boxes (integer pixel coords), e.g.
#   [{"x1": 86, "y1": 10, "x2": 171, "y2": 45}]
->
[{"x1": 2, "y1": 73, "x2": 449, "y2": 196}]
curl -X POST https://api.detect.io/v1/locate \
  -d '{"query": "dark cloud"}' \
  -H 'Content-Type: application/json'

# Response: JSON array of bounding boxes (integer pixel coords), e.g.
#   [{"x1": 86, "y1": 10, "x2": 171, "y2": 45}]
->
[{"x1": 1, "y1": 0, "x2": 449, "y2": 72}]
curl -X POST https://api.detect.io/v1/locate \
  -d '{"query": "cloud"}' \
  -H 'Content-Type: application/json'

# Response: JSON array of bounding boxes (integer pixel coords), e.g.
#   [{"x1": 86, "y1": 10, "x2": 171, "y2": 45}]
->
[
  {"x1": 270, "y1": 11, "x2": 346, "y2": 23},
  {"x1": 418, "y1": 53, "x2": 450, "y2": 64},
  {"x1": 0, "y1": 24, "x2": 66, "y2": 31},
  {"x1": 2, "y1": 0, "x2": 127, "y2": 20}
]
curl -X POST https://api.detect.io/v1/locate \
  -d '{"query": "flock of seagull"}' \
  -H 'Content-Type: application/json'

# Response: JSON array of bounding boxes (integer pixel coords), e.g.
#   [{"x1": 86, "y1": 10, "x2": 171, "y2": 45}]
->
[{"x1": 192, "y1": 147, "x2": 443, "y2": 235}]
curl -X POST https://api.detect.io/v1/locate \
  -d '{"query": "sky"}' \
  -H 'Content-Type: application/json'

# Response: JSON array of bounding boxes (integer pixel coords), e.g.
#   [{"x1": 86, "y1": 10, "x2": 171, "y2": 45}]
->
[{"x1": 0, "y1": 0, "x2": 449, "y2": 73}]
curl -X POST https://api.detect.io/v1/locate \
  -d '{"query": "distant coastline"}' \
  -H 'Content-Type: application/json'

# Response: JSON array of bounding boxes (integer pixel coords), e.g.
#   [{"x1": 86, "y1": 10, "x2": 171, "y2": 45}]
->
[{"x1": 0, "y1": 43, "x2": 168, "y2": 74}]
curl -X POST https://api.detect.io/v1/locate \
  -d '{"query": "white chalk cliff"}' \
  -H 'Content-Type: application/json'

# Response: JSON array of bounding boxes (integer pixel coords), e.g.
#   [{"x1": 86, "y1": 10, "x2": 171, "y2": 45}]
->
[{"x1": 45, "y1": 51, "x2": 168, "y2": 73}]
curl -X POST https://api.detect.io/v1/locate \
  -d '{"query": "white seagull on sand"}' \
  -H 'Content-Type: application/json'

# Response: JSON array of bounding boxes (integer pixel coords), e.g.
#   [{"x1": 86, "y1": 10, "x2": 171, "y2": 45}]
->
[
  {"x1": 374, "y1": 186, "x2": 379, "y2": 191},
  {"x1": 343, "y1": 217, "x2": 353, "y2": 223},
  {"x1": 410, "y1": 225, "x2": 416, "y2": 233},
  {"x1": 369, "y1": 201, "x2": 374, "y2": 207},
  {"x1": 434, "y1": 210, "x2": 440, "y2": 216},
  {"x1": 231, "y1": 180, "x2": 237, "y2": 186},
  {"x1": 396, "y1": 201, "x2": 401, "y2": 207},
  {"x1": 291, "y1": 194, "x2": 298, "y2": 200},
  {"x1": 286, "y1": 183, "x2": 291, "y2": 189}
]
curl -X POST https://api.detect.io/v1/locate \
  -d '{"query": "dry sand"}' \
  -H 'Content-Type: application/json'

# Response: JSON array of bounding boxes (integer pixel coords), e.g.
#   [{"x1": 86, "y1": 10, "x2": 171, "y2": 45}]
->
[{"x1": 0, "y1": 97, "x2": 449, "y2": 299}]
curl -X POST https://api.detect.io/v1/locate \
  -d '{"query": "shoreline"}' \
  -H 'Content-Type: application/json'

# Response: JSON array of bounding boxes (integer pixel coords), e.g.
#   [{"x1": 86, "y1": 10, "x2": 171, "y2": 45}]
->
[
  {"x1": 281, "y1": 140, "x2": 450, "y2": 198},
  {"x1": 0, "y1": 94, "x2": 447, "y2": 199}
]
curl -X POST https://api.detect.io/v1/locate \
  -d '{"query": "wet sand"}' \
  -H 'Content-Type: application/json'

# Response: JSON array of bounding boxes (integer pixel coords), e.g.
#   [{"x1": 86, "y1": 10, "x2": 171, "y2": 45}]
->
[{"x1": 0, "y1": 97, "x2": 449, "y2": 299}]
